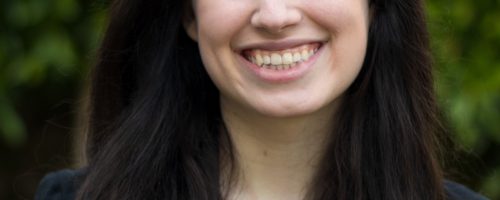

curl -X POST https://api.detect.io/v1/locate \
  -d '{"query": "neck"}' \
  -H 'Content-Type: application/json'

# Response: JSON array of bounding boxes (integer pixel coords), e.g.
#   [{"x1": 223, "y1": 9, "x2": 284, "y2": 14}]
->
[{"x1": 221, "y1": 98, "x2": 337, "y2": 200}]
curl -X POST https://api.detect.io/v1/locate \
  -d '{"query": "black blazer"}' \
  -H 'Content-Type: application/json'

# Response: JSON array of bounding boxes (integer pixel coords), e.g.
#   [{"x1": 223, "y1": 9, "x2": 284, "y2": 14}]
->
[{"x1": 35, "y1": 169, "x2": 489, "y2": 200}]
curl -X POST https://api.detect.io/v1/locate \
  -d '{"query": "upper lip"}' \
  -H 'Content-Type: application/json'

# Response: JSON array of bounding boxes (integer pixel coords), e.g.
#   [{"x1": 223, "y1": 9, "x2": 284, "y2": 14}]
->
[{"x1": 235, "y1": 39, "x2": 326, "y2": 52}]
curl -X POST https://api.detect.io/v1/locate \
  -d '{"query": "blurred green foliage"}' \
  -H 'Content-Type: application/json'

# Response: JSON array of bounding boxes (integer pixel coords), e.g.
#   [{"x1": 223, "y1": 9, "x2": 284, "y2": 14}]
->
[
  {"x1": 0, "y1": 0, "x2": 498, "y2": 199},
  {"x1": 0, "y1": 0, "x2": 107, "y2": 147},
  {"x1": 428, "y1": 0, "x2": 500, "y2": 198}
]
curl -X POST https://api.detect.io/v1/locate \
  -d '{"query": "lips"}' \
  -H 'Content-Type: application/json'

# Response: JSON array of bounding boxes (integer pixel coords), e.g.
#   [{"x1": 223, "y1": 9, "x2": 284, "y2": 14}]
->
[
  {"x1": 241, "y1": 43, "x2": 322, "y2": 70},
  {"x1": 236, "y1": 41, "x2": 326, "y2": 83}
]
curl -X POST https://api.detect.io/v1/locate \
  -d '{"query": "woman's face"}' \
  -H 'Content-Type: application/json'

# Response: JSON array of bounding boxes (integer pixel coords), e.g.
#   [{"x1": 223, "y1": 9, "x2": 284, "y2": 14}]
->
[{"x1": 185, "y1": 0, "x2": 370, "y2": 117}]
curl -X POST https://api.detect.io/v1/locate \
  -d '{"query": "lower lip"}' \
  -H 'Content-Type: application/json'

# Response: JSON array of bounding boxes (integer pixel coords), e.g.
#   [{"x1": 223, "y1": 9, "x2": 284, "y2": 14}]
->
[{"x1": 237, "y1": 44, "x2": 324, "y2": 83}]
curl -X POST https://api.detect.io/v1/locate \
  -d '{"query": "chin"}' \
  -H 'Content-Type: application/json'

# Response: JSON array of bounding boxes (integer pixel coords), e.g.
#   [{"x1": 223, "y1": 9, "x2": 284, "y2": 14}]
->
[{"x1": 252, "y1": 101, "x2": 328, "y2": 119}]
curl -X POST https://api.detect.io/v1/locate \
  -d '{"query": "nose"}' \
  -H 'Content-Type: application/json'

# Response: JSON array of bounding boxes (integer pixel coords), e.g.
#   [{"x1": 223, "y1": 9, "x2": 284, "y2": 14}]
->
[{"x1": 250, "y1": 0, "x2": 302, "y2": 33}]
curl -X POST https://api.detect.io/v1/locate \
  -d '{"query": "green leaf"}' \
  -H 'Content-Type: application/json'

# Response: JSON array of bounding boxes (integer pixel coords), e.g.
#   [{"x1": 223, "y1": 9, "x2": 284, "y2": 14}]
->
[
  {"x1": 32, "y1": 28, "x2": 78, "y2": 75},
  {"x1": 0, "y1": 90, "x2": 26, "y2": 147},
  {"x1": 54, "y1": 0, "x2": 80, "y2": 22}
]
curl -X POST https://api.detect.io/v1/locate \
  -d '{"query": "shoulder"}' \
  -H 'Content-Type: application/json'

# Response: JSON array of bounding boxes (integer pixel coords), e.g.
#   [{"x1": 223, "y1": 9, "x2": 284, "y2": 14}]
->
[
  {"x1": 35, "y1": 169, "x2": 85, "y2": 200},
  {"x1": 444, "y1": 180, "x2": 489, "y2": 200}
]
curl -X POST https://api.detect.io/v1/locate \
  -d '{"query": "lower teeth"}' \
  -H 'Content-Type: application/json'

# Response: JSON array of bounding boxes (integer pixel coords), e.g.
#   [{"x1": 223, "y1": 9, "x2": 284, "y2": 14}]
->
[{"x1": 263, "y1": 63, "x2": 300, "y2": 70}]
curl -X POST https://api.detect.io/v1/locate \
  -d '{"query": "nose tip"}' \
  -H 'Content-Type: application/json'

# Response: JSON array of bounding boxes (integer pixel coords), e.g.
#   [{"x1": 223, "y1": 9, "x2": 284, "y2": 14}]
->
[{"x1": 250, "y1": 1, "x2": 302, "y2": 33}]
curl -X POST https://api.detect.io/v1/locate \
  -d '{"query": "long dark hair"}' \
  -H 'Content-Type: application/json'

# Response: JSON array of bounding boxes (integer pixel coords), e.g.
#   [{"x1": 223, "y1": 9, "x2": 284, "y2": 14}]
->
[{"x1": 77, "y1": 0, "x2": 446, "y2": 199}]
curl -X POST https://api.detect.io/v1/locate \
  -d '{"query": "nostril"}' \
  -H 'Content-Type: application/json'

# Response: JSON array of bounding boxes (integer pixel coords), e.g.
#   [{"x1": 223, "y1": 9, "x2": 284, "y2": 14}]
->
[
  {"x1": 250, "y1": 5, "x2": 302, "y2": 33},
  {"x1": 250, "y1": 13, "x2": 287, "y2": 32}
]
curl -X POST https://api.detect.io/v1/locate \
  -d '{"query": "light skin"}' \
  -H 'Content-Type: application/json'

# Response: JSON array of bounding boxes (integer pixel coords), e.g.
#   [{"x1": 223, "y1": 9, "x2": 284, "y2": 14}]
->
[{"x1": 185, "y1": 0, "x2": 371, "y2": 199}]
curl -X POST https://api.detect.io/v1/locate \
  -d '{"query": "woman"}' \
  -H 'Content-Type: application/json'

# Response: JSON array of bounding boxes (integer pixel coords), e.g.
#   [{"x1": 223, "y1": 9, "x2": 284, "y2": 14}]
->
[{"x1": 36, "y1": 0, "x2": 488, "y2": 199}]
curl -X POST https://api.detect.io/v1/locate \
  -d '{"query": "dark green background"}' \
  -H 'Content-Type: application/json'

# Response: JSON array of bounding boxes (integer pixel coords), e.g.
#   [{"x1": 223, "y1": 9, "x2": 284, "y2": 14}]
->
[{"x1": 1, "y1": 0, "x2": 498, "y2": 199}]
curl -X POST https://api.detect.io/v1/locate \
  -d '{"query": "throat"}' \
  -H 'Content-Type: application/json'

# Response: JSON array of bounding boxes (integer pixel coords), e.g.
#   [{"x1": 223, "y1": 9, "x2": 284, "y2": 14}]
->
[
  {"x1": 219, "y1": 95, "x2": 337, "y2": 200},
  {"x1": 221, "y1": 113, "x2": 332, "y2": 200}
]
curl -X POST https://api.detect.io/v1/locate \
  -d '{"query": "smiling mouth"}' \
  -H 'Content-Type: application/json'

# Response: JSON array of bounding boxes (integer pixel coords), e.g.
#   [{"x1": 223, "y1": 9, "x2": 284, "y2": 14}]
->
[{"x1": 241, "y1": 43, "x2": 322, "y2": 70}]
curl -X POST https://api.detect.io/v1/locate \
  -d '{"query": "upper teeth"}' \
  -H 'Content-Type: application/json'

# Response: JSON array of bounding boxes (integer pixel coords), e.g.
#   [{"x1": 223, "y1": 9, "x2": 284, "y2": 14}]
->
[{"x1": 244, "y1": 43, "x2": 320, "y2": 69}]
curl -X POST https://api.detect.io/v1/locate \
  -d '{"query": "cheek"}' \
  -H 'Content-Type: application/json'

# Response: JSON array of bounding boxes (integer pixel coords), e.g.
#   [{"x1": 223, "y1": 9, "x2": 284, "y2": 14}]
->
[
  {"x1": 305, "y1": 0, "x2": 370, "y2": 68},
  {"x1": 304, "y1": 0, "x2": 370, "y2": 34},
  {"x1": 195, "y1": 0, "x2": 251, "y2": 47},
  {"x1": 305, "y1": 0, "x2": 369, "y2": 100},
  {"x1": 194, "y1": 1, "x2": 252, "y2": 93}
]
